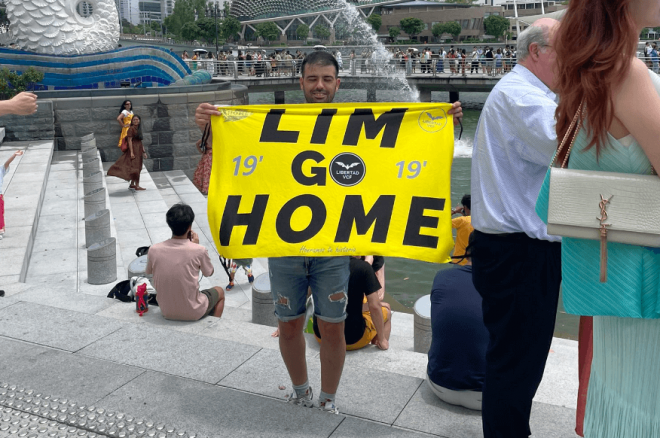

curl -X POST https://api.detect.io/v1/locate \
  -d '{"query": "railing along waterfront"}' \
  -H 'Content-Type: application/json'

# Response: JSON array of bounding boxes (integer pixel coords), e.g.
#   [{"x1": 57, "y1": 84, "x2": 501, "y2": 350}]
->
[
  {"x1": 183, "y1": 57, "x2": 515, "y2": 79},
  {"x1": 182, "y1": 55, "x2": 660, "y2": 80}
]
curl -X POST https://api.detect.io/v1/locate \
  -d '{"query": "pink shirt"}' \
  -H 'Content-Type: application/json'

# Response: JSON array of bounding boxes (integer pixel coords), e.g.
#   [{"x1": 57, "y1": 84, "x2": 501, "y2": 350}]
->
[{"x1": 145, "y1": 238, "x2": 214, "y2": 321}]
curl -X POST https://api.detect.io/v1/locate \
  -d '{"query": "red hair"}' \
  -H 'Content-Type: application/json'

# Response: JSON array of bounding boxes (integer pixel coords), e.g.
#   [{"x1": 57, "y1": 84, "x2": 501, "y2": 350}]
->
[{"x1": 554, "y1": 0, "x2": 637, "y2": 162}]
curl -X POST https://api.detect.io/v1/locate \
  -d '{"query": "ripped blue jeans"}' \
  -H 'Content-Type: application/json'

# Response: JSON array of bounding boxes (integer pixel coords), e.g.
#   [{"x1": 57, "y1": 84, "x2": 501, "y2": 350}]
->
[{"x1": 268, "y1": 256, "x2": 350, "y2": 323}]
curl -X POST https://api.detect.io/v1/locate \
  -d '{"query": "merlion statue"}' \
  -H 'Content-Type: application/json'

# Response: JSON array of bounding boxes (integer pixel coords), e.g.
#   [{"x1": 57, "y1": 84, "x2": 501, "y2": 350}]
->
[{"x1": 6, "y1": 0, "x2": 120, "y2": 55}]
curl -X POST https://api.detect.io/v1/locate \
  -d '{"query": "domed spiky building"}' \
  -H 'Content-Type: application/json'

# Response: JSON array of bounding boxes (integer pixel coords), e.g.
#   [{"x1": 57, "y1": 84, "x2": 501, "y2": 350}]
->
[{"x1": 230, "y1": 0, "x2": 341, "y2": 20}]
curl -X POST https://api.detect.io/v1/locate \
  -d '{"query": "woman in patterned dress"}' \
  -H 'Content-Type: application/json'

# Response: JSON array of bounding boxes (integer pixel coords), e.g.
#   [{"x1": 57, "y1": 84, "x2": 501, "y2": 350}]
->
[{"x1": 108, "y1": 115, "x2": 147, "y2": 191}]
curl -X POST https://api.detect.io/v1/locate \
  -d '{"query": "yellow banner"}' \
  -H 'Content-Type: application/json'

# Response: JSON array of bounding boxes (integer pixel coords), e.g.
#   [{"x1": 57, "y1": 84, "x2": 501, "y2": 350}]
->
[{"x1": 208, "y1": 102, "x2": 455, "y2": 263}]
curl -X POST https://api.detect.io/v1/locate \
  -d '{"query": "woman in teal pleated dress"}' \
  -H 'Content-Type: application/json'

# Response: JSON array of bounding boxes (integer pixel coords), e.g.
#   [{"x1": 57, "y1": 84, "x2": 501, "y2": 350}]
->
[{"x1": 536, "y1": 1, "x2": 660, "y2": 436}]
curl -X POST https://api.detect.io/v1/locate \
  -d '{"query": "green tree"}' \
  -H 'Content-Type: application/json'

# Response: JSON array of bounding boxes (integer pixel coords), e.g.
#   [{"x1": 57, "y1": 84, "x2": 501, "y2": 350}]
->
[
  {"x1": 256, "y1": 22, "x2": 280, "y2": 43},
  {"x1": 163, "y1": 15, "x2": 176, "y2": 35},
  {"x1": 192, "y1": 0, "x2": 207, "y2": 18},
  {"x1": 431, "y1": 22, "x2": 444, "y2": 38},
  {"x1": 484, "y1": 15, "x2": 510, "y2": 40},
  {"x1": 399, "y1": 17, "x2": 425, "y2": 39},
  {"x1": 180, "y1": 21, "x2": 201, "y2": 41},
  {"x1": 122, "y1": 19, "x2": 147, "y2": 34},
  {"x1": 150, "y1": 21, "x2": 162, "y2": 34},
  {"x1": 366, "y1": 14, "x2": 382, "y2": 33},
  {"x1": 314, "y1": 24, "x2": 331, "y2": 40},
  {"x1": 164, "y1": 0, "x2": 193, "y2": 36},
  {"x1": 0, "y1": 67, "x2": 45, "y2": 99},
  {"x1": 161, "y1": 0, "x2": 206, "y2": 37},
  {"x1": 121, "y1": 19, "x2": 133, "y2": 33},
  {"x1": 433, "y1": 21, "x2": 462, "y2": 40},
  {"x1": 388, "y1": 26, "x2": 401, "y2": 41},
  {"x1": 195, "y1": 17, "x2": 217, "y2": 44},
  {"x1": 453, "y1": 0, "x2": 479, "y2": 3},
  {"x1": 296, "y1": 24, "x2": 310, "y2": 40},
  {"x1": 220, "y1": 15, "x2": 241, "y2": 41}
]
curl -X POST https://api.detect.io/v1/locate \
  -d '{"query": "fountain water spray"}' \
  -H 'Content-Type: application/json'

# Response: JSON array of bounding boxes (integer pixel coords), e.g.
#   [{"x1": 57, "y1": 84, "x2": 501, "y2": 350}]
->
[{"x1": 334, "y1": 0, "x2": 419, "y2": 102}]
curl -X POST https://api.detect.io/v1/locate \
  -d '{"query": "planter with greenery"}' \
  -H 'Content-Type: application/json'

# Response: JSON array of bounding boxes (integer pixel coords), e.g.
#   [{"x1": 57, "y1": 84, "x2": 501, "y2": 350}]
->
[{"x1": 0, "y1": 67, "x2": 45, "y2": 100}]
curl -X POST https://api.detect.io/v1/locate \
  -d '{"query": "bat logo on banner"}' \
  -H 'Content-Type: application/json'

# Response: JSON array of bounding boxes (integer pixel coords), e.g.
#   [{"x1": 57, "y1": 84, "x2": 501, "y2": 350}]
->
[
  {"x1": 418, "y1": 109, "x2": 448, "y2": 133},
  {"x1": 336, "y1": 162, "x2": 360, "y2": 170},
  {"x1": 425, "y1": 112, "x2": 444, "y2": 121},
  {"x1": 330, "y1": 153, "x2": 366, "y2": 187}
]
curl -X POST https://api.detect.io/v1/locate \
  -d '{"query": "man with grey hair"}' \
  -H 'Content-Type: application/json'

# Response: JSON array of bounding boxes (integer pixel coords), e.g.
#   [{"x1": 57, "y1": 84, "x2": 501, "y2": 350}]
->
[{"x1": 470, "y1": 18, "x2": 561, "y2": 438}]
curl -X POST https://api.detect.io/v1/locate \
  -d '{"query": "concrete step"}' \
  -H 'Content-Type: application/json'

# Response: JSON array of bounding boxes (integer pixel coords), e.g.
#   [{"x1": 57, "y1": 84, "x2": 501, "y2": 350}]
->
[
  {"x1": 0, "y1": 141, "x2": 54, "y2": 285},
  {"x1": 0, "y1": 298, "x2": 577, "y2": 438},
  {"x1": 1, "y1": 148, "x2": 126, "y2": 315}
]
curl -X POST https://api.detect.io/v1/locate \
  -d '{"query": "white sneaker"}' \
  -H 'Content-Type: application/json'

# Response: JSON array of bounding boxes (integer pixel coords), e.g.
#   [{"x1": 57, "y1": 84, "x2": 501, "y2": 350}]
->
[
  {"x1": 319, "y1": 399, "x2": 339, "y2": 415},
  {"x1": 287, "y1": 387, "x2": 314, "y2": 408}
]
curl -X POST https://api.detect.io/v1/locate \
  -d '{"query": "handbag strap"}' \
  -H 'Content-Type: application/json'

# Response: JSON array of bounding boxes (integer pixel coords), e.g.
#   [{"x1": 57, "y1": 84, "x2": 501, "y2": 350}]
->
[
  {"x1": 200, "y1": 123, "x2": 210, "y2": 154},
  {"x1": 553, "y1": 99, "x2": 585, "y2": 169},
  {"x1": 551, "y1": 100, "x2": 656, "y2": 175}
]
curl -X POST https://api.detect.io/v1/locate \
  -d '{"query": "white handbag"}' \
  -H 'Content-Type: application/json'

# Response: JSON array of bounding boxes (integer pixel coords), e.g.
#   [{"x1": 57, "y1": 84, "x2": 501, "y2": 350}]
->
[{"x1": 547, "y1": 100, "x2": 660, "y2": 282}]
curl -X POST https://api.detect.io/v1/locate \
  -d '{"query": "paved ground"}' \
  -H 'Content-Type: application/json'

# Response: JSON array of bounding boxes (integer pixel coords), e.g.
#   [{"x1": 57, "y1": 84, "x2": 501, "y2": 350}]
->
[{"x1": 0, "y1": 141, "x2": 579, "y2": 438}]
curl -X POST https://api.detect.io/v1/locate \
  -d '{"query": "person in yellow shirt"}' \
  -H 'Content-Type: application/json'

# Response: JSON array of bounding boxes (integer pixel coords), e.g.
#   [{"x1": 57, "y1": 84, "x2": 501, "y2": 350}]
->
[{"x1": 451, "y1": 194, "x2": 473, "y2": 265}]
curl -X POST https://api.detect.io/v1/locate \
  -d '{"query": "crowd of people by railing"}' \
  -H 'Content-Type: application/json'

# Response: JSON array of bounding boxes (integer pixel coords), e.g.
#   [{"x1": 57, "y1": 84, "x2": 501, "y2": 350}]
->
[
  {"x1": 179, "y1": 43, "x2": 660, "y2": 80},
  {"x1": 181, "y1": 49, "x2": 305, "y2": 77},
  {"x1": 180, "y1": 47, "x2": 516, "y2": 79}
]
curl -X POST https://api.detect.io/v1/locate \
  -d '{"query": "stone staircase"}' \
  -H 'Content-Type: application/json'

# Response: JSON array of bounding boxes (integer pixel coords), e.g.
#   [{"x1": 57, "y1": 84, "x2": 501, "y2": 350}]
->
[
  {"x1": 0, "y1": 140, "x2": 53, "y2": 285},
  {"x1": 0, "y1": 143, "x2": 579, "y2": 437}
]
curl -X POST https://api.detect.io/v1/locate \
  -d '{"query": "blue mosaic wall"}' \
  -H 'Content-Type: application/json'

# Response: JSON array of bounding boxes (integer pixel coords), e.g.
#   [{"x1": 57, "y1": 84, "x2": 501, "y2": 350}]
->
[{"x1": 0, "y1": 46, "x2": 194, "y2": 90}]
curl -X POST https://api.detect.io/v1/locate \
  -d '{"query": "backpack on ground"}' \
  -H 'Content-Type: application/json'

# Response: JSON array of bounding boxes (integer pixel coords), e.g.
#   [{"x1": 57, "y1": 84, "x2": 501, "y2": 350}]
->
[{"x1": 107, "y1": 280, "x2": 132, "y2": 303}]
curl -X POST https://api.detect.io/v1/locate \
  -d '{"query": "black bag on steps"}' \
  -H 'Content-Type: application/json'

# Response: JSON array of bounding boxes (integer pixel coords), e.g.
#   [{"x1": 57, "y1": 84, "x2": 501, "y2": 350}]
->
[{"x1": 107, "y1": 280, "x2": 132, "y2": 303}]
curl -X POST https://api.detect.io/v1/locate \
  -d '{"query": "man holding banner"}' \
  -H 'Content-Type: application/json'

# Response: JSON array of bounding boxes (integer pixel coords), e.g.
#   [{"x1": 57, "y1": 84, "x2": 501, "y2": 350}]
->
[{"x1": 195, "y1": 51, "x2": 463, "y2": 415}]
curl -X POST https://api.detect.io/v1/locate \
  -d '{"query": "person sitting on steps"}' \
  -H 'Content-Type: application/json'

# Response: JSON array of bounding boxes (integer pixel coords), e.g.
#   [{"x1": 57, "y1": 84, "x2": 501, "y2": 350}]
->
[
  {"x1": 313, "y1": 256, "x2": 392, "y2": 351},
  {"x1": 450, "y1": 194, "x2": 474, "y2": 265},
  {"x1": 146, "y1": 203, "x2": 225, "y2": 320},
  {"x1": 427, "y1": 232, "x2": 488, "y2": 411}
]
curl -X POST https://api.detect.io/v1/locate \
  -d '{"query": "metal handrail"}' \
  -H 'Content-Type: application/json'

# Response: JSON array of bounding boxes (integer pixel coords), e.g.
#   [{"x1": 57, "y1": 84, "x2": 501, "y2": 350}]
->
[{"x1": 181, "y1": 54, "x2": 660, "y2": 79}]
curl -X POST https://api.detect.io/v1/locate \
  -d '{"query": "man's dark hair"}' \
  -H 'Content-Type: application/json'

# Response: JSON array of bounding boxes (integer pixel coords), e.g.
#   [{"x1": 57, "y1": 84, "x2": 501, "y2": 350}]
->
[
  {"x1": 166, "y1": 203, "x2": 195, "y2": 237},
  {"x1": 461, "y1": 194, "x2": 471, "y2": 210},
  {"x1": 300, "y1": 51, "x2": 339, "y2": 78}
]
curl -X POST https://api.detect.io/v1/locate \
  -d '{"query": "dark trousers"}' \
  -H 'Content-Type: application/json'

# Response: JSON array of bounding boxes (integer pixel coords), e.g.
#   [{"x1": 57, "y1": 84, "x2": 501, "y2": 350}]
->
[{"x1": 471, "y1": 231, "x2": 561, "y2": 438}]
